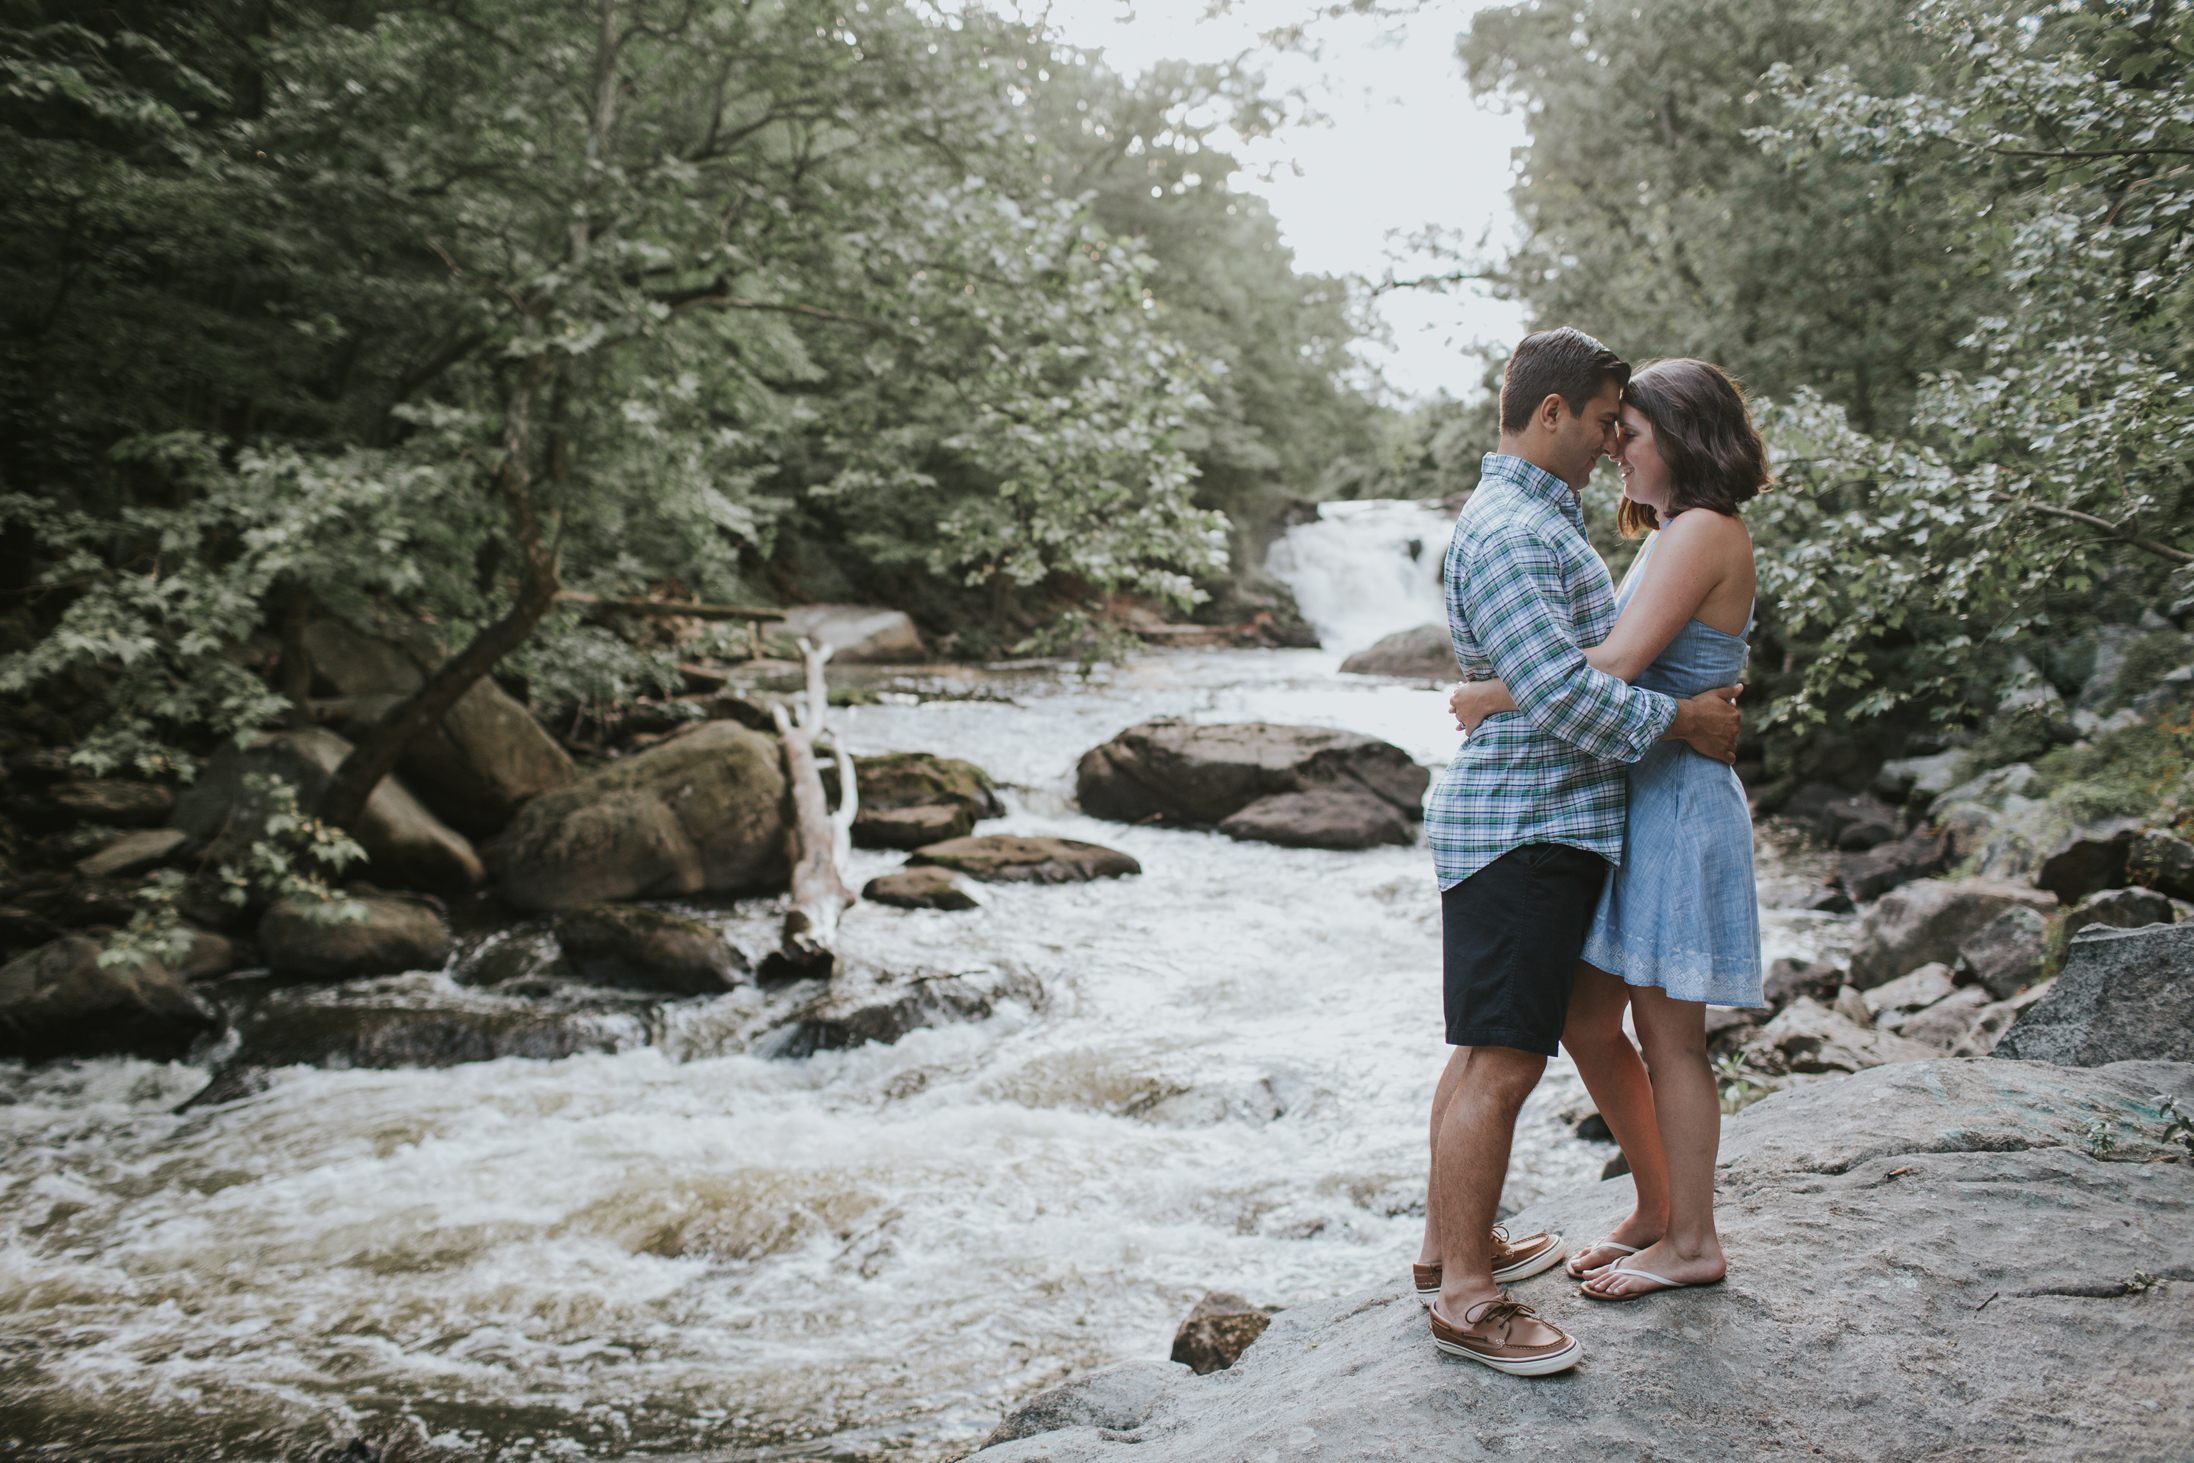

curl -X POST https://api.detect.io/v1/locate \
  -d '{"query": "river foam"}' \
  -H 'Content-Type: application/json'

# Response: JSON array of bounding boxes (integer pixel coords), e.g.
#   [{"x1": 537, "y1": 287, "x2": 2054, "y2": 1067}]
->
[{"x1": 1, "y1": 649, "x2": 1844, "y2": 1463}]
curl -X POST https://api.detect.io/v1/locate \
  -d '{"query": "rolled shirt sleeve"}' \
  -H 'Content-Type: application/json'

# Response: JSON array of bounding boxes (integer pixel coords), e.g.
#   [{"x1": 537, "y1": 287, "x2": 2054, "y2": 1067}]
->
[{"x1": 1464, "y1": 523, "x2": 1676, "y2": 763}]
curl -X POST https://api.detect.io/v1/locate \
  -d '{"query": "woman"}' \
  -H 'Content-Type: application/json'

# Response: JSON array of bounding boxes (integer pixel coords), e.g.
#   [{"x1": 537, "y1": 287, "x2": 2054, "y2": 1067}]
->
[{"x1": 1449, "y1": 357, "x2": 1765, "y2": 1300}]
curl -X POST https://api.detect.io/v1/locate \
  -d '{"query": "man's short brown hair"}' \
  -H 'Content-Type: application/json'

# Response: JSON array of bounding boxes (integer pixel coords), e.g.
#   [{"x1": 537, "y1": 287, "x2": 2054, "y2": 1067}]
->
[{"x1": 1499, "y1": 327, "x2": 1631, "y2": 434}]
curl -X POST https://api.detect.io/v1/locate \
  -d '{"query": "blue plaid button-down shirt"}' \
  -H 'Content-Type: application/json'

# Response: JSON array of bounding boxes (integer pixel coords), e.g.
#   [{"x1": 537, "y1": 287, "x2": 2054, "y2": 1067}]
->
[{"x1": 1427, "y1": 454, "x2": 1678, "y2": 889}]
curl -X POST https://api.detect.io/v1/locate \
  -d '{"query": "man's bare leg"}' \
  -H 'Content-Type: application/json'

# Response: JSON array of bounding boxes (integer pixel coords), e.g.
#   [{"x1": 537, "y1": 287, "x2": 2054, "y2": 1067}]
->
[
  {"x1": 1559, "y1": 963, "x2": 1669, "y2": 1270},
  {"x1": 1584, "y1": 986, "x2": 1727, "y2": 1296},
  {"x1": 1430, "y1": 1044, "x2": 1547, "y2": 1320},
  {"x1": 1416, "y1": 1044, "x2": 1471, "y2": 1268}
]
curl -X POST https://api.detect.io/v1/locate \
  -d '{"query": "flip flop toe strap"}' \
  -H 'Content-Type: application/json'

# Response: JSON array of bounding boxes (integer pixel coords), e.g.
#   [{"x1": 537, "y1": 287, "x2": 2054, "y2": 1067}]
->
[{"x1": 1593, "y1": 1265, "x2": 1682, "y2": 1293}]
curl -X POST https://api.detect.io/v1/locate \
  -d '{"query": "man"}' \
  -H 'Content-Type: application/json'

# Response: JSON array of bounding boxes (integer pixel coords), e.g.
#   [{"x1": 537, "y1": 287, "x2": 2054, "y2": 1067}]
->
[{"x1": 1414, "y1": 328, "x2": 1741, "y2": 1375}]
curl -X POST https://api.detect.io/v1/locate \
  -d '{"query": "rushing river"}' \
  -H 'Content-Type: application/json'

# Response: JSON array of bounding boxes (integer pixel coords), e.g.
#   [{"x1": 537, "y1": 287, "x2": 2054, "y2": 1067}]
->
[{"x1": 0, "y1": 505, "x2": 1845, "y2": 1463}]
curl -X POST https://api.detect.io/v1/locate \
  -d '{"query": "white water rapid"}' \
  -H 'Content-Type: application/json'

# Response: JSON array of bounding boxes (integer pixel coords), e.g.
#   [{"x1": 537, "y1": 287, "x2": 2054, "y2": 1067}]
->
[
  {"x1": 1263, "y1": 499, "x2": 1456, "y2": 653},
  {"x1": 1, "y1": 511, "x2": 1845, "y2": 1463}
]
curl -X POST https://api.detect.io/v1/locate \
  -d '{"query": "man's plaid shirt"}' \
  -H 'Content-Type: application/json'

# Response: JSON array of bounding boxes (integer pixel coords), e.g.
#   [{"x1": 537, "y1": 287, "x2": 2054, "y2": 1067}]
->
[{"x1": 1427, "y1": 453, "x2": 1677, "y2": 890}]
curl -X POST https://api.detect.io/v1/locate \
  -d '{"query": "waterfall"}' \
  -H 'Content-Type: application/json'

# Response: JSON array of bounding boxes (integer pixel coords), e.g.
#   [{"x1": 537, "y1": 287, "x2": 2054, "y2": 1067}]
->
[{"x1": 1264, "y1": 499, "x2": 1456, "y2": 653}]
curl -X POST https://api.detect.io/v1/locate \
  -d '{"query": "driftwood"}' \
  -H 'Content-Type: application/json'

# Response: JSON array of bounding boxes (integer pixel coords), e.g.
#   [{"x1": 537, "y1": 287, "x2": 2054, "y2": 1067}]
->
[{"x1": 764, "y1": 639, "x2": 858, "y2": 980}]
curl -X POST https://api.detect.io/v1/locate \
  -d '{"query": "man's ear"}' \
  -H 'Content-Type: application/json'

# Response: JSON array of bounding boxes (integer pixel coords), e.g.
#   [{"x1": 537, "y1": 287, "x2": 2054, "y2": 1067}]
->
[{"x1": 1535, "y1": 392, "x2": 1567, "y2": 432}]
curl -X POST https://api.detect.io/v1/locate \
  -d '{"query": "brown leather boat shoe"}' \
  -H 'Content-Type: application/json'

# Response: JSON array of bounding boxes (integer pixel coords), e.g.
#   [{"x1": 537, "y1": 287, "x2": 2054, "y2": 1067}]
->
[
  {"x1": 1412, "y1": 1226, "x2": 1567, "y2": 1301},
  {"x1": 1428, "y1": 1295, "x2": 1582, "y2": 1375}
]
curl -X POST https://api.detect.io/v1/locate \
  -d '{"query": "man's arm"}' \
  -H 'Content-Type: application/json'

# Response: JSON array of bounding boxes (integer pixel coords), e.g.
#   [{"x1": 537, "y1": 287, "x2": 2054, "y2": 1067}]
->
[{"x1": 1462, "y1": 523, "x2": 1676, "y2": 763}]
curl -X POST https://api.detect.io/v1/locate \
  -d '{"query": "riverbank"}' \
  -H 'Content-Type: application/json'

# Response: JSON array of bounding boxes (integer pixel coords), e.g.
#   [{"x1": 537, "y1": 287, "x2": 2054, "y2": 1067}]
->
[{"x1": 977, "y1": 1056, "x2": 2194, "y2": 1463}]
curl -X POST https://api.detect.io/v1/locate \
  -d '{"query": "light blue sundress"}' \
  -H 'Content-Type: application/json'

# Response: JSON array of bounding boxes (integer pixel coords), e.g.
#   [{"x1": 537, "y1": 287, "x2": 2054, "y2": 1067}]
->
[{"x1": 1578, "y1": 530, "x2": 1764, "y2": 1005}]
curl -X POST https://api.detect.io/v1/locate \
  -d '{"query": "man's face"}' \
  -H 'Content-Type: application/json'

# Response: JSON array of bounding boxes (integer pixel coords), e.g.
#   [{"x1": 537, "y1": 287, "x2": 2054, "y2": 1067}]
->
[{"x1": 1553, "y1": 381, "x2": 1623, "y2": 490}]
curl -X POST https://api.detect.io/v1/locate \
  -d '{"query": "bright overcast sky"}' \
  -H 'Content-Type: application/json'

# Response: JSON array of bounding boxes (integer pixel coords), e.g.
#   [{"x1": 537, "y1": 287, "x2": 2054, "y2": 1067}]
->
[{"x1": 1014, "y1": 0, "x2": 1529, "y2": 402}]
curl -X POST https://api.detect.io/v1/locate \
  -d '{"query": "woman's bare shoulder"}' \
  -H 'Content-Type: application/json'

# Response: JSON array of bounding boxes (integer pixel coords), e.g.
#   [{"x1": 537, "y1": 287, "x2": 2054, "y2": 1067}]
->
[{"x1": 1661, "y1": 506, "x2": 1754, "y2": 556}]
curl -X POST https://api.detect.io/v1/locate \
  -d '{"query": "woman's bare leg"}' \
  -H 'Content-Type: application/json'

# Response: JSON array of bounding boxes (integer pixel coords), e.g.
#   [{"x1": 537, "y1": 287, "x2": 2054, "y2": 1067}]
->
[
  {"x1": 1584, "y1": 984, "x2": 1727, "y2": 1295},
  {"x1": 1559, "y1": 963, "x2": 1669, "y2": 1269}
]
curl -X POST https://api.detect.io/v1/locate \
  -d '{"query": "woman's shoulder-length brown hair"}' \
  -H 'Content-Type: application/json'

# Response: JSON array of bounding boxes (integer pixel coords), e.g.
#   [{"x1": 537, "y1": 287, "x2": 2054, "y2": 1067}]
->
[{"x1": 1616, "y1": 359, "x2": 1772, "y2": 538}]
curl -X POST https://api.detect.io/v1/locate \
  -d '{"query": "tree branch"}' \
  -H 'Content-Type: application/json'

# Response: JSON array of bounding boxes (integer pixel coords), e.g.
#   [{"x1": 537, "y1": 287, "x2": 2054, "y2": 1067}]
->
[{"x1": 2023, "y1": 501, "x2": 2194, "y2": 564}]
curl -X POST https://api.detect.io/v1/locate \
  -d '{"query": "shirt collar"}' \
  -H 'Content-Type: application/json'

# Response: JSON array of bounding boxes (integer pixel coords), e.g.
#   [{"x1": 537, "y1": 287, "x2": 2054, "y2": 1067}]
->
[{"x1": 1479, "y1": 453, "x2": 1584, "y2": 532}]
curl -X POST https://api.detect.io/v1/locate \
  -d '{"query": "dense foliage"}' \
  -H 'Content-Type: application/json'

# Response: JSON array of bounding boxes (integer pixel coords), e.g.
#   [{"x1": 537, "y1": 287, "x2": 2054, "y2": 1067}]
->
[
  {"x1": 0, "y1": 0, "x2": 1374, "y2": 780},
  {"x1": 1459, "y1": 0, "x2": 2194, "y2": 778}
]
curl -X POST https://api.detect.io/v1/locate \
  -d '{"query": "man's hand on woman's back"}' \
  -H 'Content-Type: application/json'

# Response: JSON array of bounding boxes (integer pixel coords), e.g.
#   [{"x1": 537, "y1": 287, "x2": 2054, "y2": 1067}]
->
[{"x1": 1666, "y1": 685, "x2": 1742, "y2": 765}]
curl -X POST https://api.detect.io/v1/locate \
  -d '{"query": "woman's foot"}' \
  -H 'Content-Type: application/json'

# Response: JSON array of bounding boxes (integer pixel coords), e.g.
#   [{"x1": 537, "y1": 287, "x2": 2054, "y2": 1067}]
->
[
  {"x1": 1563, "y1": 1213, "x2": 1664, "y2": 1278},
  {"x1": 1579, "y1": 1237, "x2": 1724, "y2": 1298}
]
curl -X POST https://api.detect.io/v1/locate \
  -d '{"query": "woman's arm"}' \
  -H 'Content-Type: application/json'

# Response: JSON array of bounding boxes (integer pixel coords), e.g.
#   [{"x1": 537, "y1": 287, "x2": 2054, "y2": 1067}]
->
[{"x1": 1588, "y1": 511, "x2": 1743, "y2": 682}]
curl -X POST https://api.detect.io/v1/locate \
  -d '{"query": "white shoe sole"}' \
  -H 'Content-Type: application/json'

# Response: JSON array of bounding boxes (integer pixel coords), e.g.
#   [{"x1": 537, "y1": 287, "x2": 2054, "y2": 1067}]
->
[
  {"x1": 1413, "y1": 1239, "x2": 1570, "y2": 1304},
  {"x1": 1433, "y1": 1334, "x2": 1584, "y2": 1376},
  {"x1": 1494, "y1": 1241, "x2": 1568, "y2": 1284}
]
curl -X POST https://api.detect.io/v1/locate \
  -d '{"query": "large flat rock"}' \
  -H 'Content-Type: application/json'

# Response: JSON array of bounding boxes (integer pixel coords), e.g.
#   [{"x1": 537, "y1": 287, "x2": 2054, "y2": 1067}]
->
[
  {"x1": 1075, "y1": 719, "x2": 1429, "y2": 832},
  {"x1": 978, "y1": 1058, "x2": 2194, "y2": 1463}
]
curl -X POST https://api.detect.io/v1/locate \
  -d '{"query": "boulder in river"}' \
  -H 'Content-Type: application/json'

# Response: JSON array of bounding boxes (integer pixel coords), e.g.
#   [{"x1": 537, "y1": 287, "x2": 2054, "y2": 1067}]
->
[
  {"x1": 306, "y1": 617, "x2": 576, "y2": 838},
  {"x1": 836, "y1": 751, "x2": 1003, "y2": 850},
  {"x1": 194, "y1": 975, "x2": 651, "y2": 1095},
  {"x1": 0, "y1": 934, "x2": 221, "y2": 1062},
  {"x1": 8, "y1": 778, "x2": 175, "y2": 833},
  {"x1": 862, "y1": 867, "x2": 982, "y2": 911},
  {"x1": 2127, "y1": 828, "x2": 2194, "y2": 902},
  {"x1": 775, "y1": 604, "x2": 926, "y2": 663},
  {"x1": 1336, "y1": 624, "x2": 1453, "y2": 679},
  {"x1": 553, "y1": 903, "x2": 745, "y2": 995},
  {"x1": 909, "y1": 835, "x2": 1139, "y2": 884},
  {"x1": 1075, "y1": 719, "x2": 1428, "y2": 847},
  {"x1": 974, "y1": 1056, "x2": 2194, "y2": 1463},
  {"x1": 1168, "y1": 1292, "x2": 1273, "y2": 1376},
  {"x1": 1952, "y1": 905, "x2": 2050, "y2": 999},
  {"x1": 2034, "y1": 816, "x2": 2142, "y2": 902},
  {"x1": 771, "y1": 965, "x2": 1039, "y2": 1058},
  {"x1": 1993, "y1": 921, "x2": 2194, "y2": 1066},
  {"x1": 2066, "y1": 885, "x2": 2177, "y2": 934},
  {"x1": 1747, "y1": 995, "x2": 1937, "y2": 1074},
  {"x1": 1216, "y1": 789, "x2": 1412, "y2": 850},
  {"x1": 171, "y1": 727, "x2": 483, "y2": 895},
  {"x1": 259, "y1": 891, "x2": 453, "y2": 981},
  {"x1": 74, "y1": 827, "x2": 188, "y2": 880},
  {"x1": 1814, "y1": 790, "x2": 1898, "y2": 851},
  {"x1": 484, "y1": 721, "x2": 789, "y2": 911},
  {"x1": 1836, "y1": 829, "x2": 1945, "y2": 902},
  {"x1": 1845, "y1": 877, "x2": 2057, "y2": 988}
]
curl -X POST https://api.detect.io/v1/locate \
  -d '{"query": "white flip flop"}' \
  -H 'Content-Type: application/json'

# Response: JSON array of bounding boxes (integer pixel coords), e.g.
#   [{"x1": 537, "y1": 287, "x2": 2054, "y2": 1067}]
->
[
  {"x1": 1579, "y1": 1264, "x2": 1725, "y2": 1302},
  {"x1": 1562, "y1": 1239, "x2": 1638, "y2": 1279}
]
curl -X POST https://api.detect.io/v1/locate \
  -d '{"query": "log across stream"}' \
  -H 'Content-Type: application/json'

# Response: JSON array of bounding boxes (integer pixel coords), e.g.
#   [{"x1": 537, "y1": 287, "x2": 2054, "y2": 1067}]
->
[{"x1": 0, "y1": 648, "x2": 1849, "y2": 1462}]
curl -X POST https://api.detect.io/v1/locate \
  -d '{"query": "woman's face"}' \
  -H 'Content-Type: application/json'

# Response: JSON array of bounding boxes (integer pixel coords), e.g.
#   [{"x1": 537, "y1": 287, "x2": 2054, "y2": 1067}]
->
[{"x1": 1615, "y1": 402, "x2": 1673, "y2": 515}]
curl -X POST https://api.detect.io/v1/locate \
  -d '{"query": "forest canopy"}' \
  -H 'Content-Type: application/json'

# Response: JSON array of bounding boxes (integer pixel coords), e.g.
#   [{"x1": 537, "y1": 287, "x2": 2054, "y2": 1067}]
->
[{"x1": 1, "y1": 0, "x2": 1374, "y2": 792}]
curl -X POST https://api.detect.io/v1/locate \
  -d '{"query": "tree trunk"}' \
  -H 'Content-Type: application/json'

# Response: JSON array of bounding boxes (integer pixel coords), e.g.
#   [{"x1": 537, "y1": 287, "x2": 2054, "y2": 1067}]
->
[
  {"x1": 764, "y1": 639, "x2": 857, "y2": 980},
  {"x1": 276, "y1": 580, "x2": 316, "y2": 730},
  {"x1": 316, "y1": 358, "x2": 561, "y2": 834}
]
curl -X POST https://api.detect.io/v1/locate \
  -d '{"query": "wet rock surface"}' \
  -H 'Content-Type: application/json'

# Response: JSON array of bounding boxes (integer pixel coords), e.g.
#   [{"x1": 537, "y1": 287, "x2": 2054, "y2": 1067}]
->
[
  {"x1": 855, "y1": 803, "x2": 975, "y2": 849},
  {"x1": 770, "y1": 965, "x2": 1038, "y2": 1059},
  {"x1": 1847, "y1": 877, "x2": 2058, "y2": 987},
  {"x1": 1074, "y1": 719, "x2": 1428, "y2": 843},
  {"x1": 2128, "y1": 829, "x2": 2194, "y2": 901},
  {"x1": 172, "y1": 727, "x2": 483, "y2": 895},
  {"x1": 553, "y1": 903, "x2": 745, "y2": 995},
  {"x1": 1167, "y1": 1292, "x2": 1274, "y2": 1376},
  {"x1": 861, "y1": 867, "x2": 981, "y2": 910},
  {"x1": 1216, "y1": 788, "x2": 1413, "y2": 850},
  {"x1": 194, "y1": 974, "x2": 652, "y2": 1097},
  {"x1": 909, "y1": 835, "x2": 1140, "y2": 884},
  {"x1": 259, "y1": 892, "x2": 453, "y2": 981},
  {"x1": 1336, "y1": 623, "x2": 1453, "y2": 678},
  {"x1": 1837, "y1": 829, "x2": 1945, "y2": 902},
  {"x1": 73, "y1": 827, "x2": 188, "y2": 880},
  {"x1": 484, "y1": 721, "x2": 789, "y2": 911},
  {"x1": 977, "y1": 1058, "x2": 2194, "y2": 1463},
  {"x1": 2066, "y1": 885, "x2": 2178, "y2": 933},
  {"x1": 1953, "y1": 906, "x2": 2050, "y2": 999},
  {"x1": 0, "y1": 934, "x2": 221, "y2": 1061},
  {"x1": 1995, "y1": 921, "x2": 2194, "y2": 1066},
  {"x1": 306, "y1": 617, "x2": 576, "y2": 838}
]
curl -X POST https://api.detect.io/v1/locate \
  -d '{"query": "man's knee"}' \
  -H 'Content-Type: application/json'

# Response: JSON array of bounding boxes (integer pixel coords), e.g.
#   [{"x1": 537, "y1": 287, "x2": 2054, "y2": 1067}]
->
[{"x1": 1460, "y1": 1045, "x2": 1546, "y2": 1108}]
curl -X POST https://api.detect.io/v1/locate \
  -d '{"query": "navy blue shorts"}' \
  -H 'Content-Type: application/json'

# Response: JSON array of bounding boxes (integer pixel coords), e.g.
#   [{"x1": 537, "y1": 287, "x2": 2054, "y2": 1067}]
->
[{"x1": 1441, "y1": 843, "x2": 1610, "y2": 1056}]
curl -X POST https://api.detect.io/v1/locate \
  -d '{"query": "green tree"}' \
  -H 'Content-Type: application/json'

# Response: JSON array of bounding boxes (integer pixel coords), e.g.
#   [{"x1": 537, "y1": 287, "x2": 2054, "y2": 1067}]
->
[{"x1": 1, "y1": 1, "x2": 1242, "y2": 819}]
